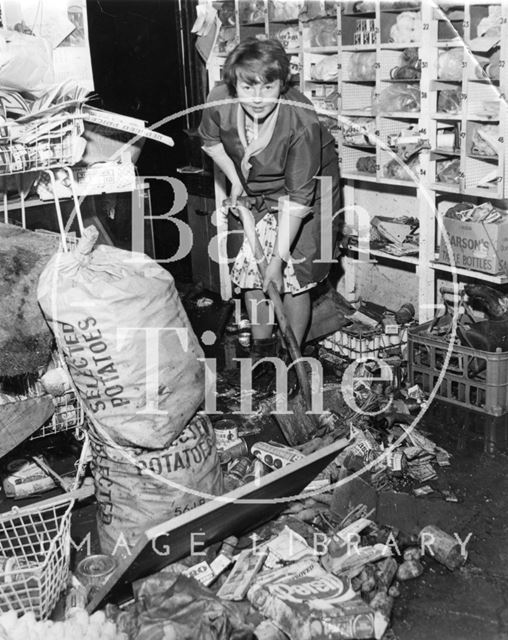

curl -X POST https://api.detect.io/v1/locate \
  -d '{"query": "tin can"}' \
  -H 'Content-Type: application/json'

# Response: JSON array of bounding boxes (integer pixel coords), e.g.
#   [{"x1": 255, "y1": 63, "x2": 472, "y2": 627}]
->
[
  {"x1": 76, "y1": 554, "x2": 117, "y2": 593},
  {"x1": 419, "y1": 525, "x2": 466, "y2": 571},
  {"x1": 222, "y1": 438, "x2": 248, "y2": 459},
  {"x1": 214, "y1": 419, "x2": 239, "y2": 451},
  {"x1": 228, "y1": 457, "x2": 251, "y2": 481}
]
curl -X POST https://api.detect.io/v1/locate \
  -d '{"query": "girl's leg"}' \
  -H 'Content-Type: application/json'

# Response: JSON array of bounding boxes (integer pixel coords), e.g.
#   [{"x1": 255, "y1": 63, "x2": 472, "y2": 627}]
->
[
  {"x1": 283, "y1": 291, "x2": 311, "y2": 347},
  {"x1": 244, "y1": 289, "x2": 275, "y2": 340}
]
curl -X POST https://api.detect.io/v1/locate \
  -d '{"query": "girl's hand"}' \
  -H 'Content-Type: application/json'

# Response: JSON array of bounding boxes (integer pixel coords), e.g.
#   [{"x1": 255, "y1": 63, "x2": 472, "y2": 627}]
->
[
  {"x1": 230, "y1": 181, "x2": 246, "y2": 205},
  {"x1": 263, "y1": 256, "x2": 284, "y2": 293}
]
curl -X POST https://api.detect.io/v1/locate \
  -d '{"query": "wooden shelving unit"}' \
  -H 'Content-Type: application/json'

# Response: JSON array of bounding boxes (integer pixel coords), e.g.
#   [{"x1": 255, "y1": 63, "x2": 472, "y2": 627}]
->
[{"x1": 205, "y1": 0, "x2": 508, "y2": 316}]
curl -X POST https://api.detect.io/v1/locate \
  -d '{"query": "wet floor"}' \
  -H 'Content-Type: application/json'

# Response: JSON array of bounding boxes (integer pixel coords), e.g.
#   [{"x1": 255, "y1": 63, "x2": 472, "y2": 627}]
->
[{"x1": 392, "y1": 402, "x2": 508, "y2": 640}]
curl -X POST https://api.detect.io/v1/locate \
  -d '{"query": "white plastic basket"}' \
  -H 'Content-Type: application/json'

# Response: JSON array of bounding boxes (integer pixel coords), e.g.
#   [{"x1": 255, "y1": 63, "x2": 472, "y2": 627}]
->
[{"x1": 0, "y1": 495, "x2": 74, "y2": 619}]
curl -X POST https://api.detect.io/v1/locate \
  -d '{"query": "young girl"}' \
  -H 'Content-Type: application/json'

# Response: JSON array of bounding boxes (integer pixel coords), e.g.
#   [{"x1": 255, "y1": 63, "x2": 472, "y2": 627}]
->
[{"x1": 198, "y1": 37, "x2": 341, "y2": 378}]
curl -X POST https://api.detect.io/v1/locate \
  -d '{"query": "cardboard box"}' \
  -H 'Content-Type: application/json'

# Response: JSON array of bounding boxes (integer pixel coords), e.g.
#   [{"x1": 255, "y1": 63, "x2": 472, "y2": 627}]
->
[
  {"x1": 73, "y1": 161, "x2": 136, "y2": 195},
  {"x1": 438, "y1": 216, "x2": 508, "y2": 275}
]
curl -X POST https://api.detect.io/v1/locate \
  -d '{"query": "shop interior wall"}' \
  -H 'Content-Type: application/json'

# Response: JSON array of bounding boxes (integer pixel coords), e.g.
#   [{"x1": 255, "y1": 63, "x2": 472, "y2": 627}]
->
[{"x1": 87, "y1": 0, "x2": 201, "y2": 281}]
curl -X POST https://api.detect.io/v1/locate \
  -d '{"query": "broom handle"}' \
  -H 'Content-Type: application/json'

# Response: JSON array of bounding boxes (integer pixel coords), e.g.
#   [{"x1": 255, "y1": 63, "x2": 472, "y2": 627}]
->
[{"x1": 232, "y1": 204, "x2": 312, "y2": 409}]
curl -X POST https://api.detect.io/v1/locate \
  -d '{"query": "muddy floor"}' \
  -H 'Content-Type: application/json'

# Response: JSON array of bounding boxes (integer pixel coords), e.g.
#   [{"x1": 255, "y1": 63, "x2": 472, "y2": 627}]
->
[{"x1": 392, "y1": 403, "x2": 508, "y2": 640}]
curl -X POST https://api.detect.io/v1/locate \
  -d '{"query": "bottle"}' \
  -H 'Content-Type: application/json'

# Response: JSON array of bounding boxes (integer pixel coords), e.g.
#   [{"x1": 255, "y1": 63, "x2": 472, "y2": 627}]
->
[
  {"x1": 64, "y1": 577, "x2": 88, "y2": 618},
  {"x1": 238, "y1": 318, "x2": 251, "y2": 349}
]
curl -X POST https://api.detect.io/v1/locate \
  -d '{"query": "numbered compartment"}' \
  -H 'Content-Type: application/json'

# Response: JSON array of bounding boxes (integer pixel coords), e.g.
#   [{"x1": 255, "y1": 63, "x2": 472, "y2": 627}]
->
[
  {"x1": 302, "y1": 17, "x2": 338, "y2": 49},
  {"x1": 304, "y1": 82, "x2": 339, "y2": 114},
  {"x1": 340, "y1": 145, "x2": 377, "y2": 178},
  {"x1": 341, "y1": 13, "x2": 378, "y2": 46},
  {"x1": 340, "y1": 116, "x2": 377, "y2": 148},
  {"x1": 467, "y1": 121, "x2": 501, "y2": 159},
  {"x1": 379, "y1": 47, "x2": 421, "y2": 81},
  {"x1": 468, "y1": 3, "x2": 501, "y2": 43},
  {"x1": 433, "y1": 81, "x2": 463, "y2": 117},
  {"x1": 269, "y1": 22, "x2": 300, "y2": 52},
  {"x1": 380, "y1": 5, "x2": 422, "y2": 46},
  {"x1": 434, "y1": 4, "x2": 464, "y2": 43},
  {"x1": 432, "y1": 119, "x2": 461, "y2": 154},
  {"x1": 342, "y1": 49, "x2": 376, "y2": 82},
  {"x1": 303, "y1": 51, "x2": 339, "y2": 82},
  {"x1": 267, "y1": 0, "x2": 301, "y2": 22},
  {"x1": 379, "y1": 148, "x2": 422, "y2": 183},
  {"x1": 436, "y1": 47, "x2": 464, "y2": 81},
  {"x1": 375, "y1": 82, "x2": 421, "y2": 116},
  {"x1": 468, "y1": 47, "x2": 502, "y2": 83},
  {"x1": 464, "y1": 155, "x2": 503, "y2": 197},
  {"x1": 341, "y1": 81, "x2": 374, "y2": 114},
  {"x1": 238, "y1": 0, "x2": 266, "y2": 25},
  {"x1": 430, "y1": 152, "x2": 461, "y2": 190},
  {"x1": 377, "y1": 116, "x2": 420, "y2": 147},
  {"x1": 466, "y1": 79, "x2": 502, "y2": 120}
]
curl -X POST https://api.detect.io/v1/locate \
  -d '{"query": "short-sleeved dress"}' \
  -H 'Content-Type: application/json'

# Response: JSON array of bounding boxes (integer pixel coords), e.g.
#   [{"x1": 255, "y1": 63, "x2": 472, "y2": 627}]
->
[{"x1": 198, "y1": 83, "x2": 341, "y2": 293}]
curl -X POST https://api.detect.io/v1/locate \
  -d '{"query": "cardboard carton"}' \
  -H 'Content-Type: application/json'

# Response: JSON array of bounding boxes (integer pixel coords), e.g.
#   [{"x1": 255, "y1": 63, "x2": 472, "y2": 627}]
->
[{"x1": 438, "y1": 217, "x2": 508, "y2": 275}]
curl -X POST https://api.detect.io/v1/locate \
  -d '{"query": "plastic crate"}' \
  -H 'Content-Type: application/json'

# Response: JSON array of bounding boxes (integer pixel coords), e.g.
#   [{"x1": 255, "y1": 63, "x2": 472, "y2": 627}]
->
[
  {"x1": 408, "y1": 321, "x2": 508, "y2": 416},
  {"x1": 320, "y1": 325, "x2": 408, "y2": 360},
  {"x1": 0, "y1": 496, "x2": 73, "y2": 619}
]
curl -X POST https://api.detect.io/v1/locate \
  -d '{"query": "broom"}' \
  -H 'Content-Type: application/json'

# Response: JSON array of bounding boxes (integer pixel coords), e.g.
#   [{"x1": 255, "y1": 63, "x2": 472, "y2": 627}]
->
[{"x1": 229, "y1": 202, "x2": 320, "y2": 445}]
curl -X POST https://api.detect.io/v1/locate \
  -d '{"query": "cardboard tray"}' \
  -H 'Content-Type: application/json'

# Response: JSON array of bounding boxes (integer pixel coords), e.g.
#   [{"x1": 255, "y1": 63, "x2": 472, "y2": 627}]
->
[{"x1": 87, "y1": 436, "x2": 349, "y2": 611}]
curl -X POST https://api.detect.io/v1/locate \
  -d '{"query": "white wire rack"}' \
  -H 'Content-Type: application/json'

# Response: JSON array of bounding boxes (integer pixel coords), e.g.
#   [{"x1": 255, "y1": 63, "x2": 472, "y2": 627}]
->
[
  {"x1": 0, "y1": 495, "x2": 74, "y2": 619},
  {"x1": 30, "y1": 391, "x2": 84, "y2": 441},
  {"x1": 0, "y1": 111, "x2": 84, "y2": 177}
]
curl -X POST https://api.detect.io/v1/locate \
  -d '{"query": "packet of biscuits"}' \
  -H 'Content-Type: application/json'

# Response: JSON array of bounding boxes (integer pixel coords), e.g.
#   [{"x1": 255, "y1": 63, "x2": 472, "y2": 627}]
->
[{"x1": 247, "y1": 559, "x2": 388, "y2": 639}]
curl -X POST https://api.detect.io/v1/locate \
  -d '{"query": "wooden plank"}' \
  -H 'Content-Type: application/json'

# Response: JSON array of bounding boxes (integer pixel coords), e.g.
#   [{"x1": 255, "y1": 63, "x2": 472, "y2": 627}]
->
[
  {"x1": 0, "y1": 396, "x2": 54, "y2": 459},
  {"x1": 87, "y1": 436, "x2": 349, "y2": 611}
]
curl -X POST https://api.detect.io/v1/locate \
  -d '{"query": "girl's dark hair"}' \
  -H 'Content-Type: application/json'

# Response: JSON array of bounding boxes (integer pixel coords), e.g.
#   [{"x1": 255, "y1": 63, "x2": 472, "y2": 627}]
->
[{"x1": 223, "y1": 37, "x2": 291, "y2": 96}]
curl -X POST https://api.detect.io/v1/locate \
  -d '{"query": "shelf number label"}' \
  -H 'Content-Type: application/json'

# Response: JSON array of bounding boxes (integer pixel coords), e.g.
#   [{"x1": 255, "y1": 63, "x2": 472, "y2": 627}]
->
[
  {"x1": 423, "y1": 23, "x2": 429, "y2": 30},
  {"x1": 458, "y1": 171, "x2": 465, "y2": 178},
  {"x1": 420, "y1": 91, "x2": 427, "y2": 99},
  {"x1": 375, "y1": 164, "x2": 380, "y2": 171},
  {"x1": 374, "y1": 62, "x2": 380, "y2": 69},
  {"x1": 460, "y1": 93, "x2": 467, "y2": 101},
  {"x1": 463, "y1": 21, "x2": 469, "y2": 28},
  {"x1": 460, "y1": 131, "x2": 466, "y2": 138},
  {"x1": 420, "y1": 60, "x2": 428, "y2": 69},
  {"x1": 499, "y1": 137, "x2": 504, "y2": 143},
  {"x1": 499, "y1": 60, "x2": 506, "y2": 68}
]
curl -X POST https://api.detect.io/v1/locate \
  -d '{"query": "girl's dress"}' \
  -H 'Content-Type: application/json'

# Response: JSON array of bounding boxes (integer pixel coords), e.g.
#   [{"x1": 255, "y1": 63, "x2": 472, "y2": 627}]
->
[{"x1": 198, "y1": 83, "x2": 341, "y2": 293}]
